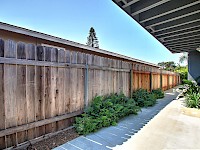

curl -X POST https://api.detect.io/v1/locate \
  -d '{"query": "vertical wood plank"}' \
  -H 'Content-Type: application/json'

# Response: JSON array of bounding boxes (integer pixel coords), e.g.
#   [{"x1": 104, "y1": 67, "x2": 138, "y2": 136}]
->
[
  {"x1": 26, "y1": 44, "x2": 36, "y2": 140},
  {"x1": 16, "y1": 42, "x2": 27, "y2": 144},
  {"x1": 77, "y1": 52, "x2": 83, "y2": 109},
  {"x1": 44, "y1": 47, "x2": 52, "y2": 134},
  {"x1": 51, "y1": 48, "x2": 58, "y2": 132},
  {"x1": 65, "y1": 50, "x2": 71, "y2": 113},
  {"x1": 70, "y1": 51, "x2": 78, "y2": 111},
  {"x1": 0, "y1": 39, "x2": 5, "y2": 149},
  {"x1": 87, "y1": 54, "x2": 93, "y2": 103},
  {"x1": 4, "y1": 40, "x2": 17, "y2": 148},
  {"x1": 57, "y1": 49, "x2": 66, "y2": 130},
  {"x1": 35, "y1": 46, "x2": 45, "y2": 137},
  {"x1": 63, "y1": 50, "x2": 71, "y2": 128}
]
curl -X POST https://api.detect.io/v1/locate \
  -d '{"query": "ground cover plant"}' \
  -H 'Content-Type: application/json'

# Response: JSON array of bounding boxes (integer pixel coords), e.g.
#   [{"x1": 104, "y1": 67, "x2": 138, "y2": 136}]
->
[
  {"x1": 132, "y1": 89, "x2": 157, "y2": 107},
  {"x1": 74, "y1": 93, "x2": 141, "y2": 135},
  {"x1": 152, "y1": 89, "x2": 165, "y2": 99},
  {"x1": 74, "y1": 88, "x2": 165, "y2": 135}
]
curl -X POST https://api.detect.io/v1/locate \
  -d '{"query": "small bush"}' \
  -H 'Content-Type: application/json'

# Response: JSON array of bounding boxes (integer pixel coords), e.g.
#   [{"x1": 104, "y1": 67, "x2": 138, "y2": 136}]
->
[
  {"x1": 74, "y1": 93, "x2": 141, "y2": 135},
  {"x1": 132, "y1": 89, "x2": 157, "y2": 107},
  {"x1": 151, "y1": 89, "x2": 164, "y2": 99},
  {"x1": 185, "y1": 92, "x2": 200, "y2": 109},
  {"x1": 182, "y1": 80, "x2": 200, "y2": 96},
  {"x1": 182, "y1": 79, "x2": 200, "y2": 109}
]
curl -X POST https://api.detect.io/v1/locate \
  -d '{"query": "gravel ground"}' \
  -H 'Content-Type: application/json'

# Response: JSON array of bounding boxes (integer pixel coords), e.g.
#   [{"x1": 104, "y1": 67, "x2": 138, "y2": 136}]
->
[{"x1": 25, "y1": 128, "x2": 79, "y2": 150}]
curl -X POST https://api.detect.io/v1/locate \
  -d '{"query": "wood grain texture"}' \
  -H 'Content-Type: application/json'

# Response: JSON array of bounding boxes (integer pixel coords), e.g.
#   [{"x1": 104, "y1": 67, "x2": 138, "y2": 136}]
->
[
  {"x1": 0, "y1": 39, "x2": 5, "y2": 149},
  {"x1": 44, "y1": 47, "x2": 53, "y2": 134},
  {"x1": 16, "y1": 42, "x2": 27, "y2": 144},
  {"x1": 26, "y1": 44, "x2": 36, "y2": 140},
  {"x1": 4, "y1": 40, "x2": 17, "y2": 148},
  {"x1": 70, "y1": 51, "x2": 78, "y2": 111},
  {"x1": 0, "y1": 38, "x2": 180, "y2": 149},
  {"x1": 35, "y1": 46, "x2": 45, "y2": 137},
  {"x1": 57, "y1": 49, "x2": 66, "y2": 131},
  {"x1": 0, "y1": 110, "x2": 83, "y2": 137}
]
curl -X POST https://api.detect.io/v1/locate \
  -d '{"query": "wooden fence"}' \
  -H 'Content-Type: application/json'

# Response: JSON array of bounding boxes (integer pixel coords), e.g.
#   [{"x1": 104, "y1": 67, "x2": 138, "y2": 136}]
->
[{"x1": 0, "y1": 39, "x2": 180, "y2": 149}]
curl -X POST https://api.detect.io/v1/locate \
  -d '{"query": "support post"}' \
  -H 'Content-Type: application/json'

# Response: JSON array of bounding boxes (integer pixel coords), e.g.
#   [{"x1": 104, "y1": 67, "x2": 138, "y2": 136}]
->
[
  {"x1": 84, "y1": 64, "x2": 89, "y2": 107},
  {"x1": 130, "y1": 69, "x2": 133, "y2": 98},
  {"x1": 150, "y1": 72, "x2": 153, "y2": 92},
  {"x1": 167, "y1": 74, "x2": 170, "y2": 89},
  {"x1": 160, "y1": 72, "x2": 163, "y2": 90}
]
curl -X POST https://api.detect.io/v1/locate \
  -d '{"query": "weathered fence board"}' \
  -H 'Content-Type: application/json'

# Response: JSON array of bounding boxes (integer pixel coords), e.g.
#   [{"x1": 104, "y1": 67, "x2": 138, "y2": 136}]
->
[
  {"x1": 16, "y1": 42, "x2": 27, "y2": 144},
  {"x1": 0, "y1": 38, "x2": 180, "y2": 149},
  {"x1": 35, "y1": 46, "x2": 46, "y2": 137},
  {"x1": 0, "y1": 39, "x2": 5, "y2": 149},
  {"x1": 26, "y1": 44, "x2": 36, "y2": 140},
  {"x1": 4, "y1": 40, "x2": 18, "y2": 148}
]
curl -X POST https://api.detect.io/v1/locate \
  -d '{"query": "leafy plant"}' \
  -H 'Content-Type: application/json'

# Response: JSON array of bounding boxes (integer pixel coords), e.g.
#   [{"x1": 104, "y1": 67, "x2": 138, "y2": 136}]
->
[
  {"x1": 185, "y1": 92, "x2": 200, "y2": 109},
  {"x1": 182, "y1": 79, "x2": 200, "y2": 109},
  {"x1": 132, "y1": 89, "x2": 157, "y2": 107},
  {"x1": 151, "y1": 89, "x2": 164, "y2": 99},
  {"x1": 182, "y1": 80, "x2": 200, "y2": 96},
  {"x1": 74, "y1": 93, "x2": 141, "y2": 135}
]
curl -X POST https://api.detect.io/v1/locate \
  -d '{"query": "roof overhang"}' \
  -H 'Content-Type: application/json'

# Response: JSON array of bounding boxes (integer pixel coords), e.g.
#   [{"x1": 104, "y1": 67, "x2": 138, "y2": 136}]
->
[{"x1": 113, "y1": 0, "x2": 200, "y2": 53}]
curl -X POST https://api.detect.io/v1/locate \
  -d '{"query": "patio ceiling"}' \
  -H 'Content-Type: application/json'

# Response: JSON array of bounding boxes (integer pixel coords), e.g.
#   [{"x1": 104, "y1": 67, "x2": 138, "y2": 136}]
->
[{"x1": 112, "y1": 0, "x2": 200, "y2": 53}]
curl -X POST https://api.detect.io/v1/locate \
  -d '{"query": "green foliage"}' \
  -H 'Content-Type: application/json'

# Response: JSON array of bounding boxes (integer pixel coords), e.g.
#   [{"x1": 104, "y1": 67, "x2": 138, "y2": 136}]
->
[
  {"x1": 86, "y1": 27, "x2": 99, "y2": 48},
  {"x1": 185, "y1": 92, "x2": 200, "y2": 109},
  {"x1": 151, "y1": 89, "x2": 164, "y2": 99},
  {"x1": 182, "y1": 80, "x2": 200, "y2": 96},
  {"x1": 175, "y1": 66, "x2": 188, "y2": 82},
  {"x1": 182, "y1": 80, "x2": 200, "y2": 109},
  {"x1": 158, "y1": 61, "x2": 188, "y2": 83},
  {"x1": 158, "y1": 61, "x2": 176, "y2": 71},
  {"x1": 74, "y1": 93, "x2": 141, "y2": 135},
  {"x1": 132, "y1": 89, "x2": 157, "y2": 107}
]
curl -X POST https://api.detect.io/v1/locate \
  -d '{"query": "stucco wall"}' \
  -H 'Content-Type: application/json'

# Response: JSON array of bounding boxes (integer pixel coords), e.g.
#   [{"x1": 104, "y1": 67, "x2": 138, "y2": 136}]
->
[{"x1": 188, "y1": 51, "x2": 200, "y2": 84}]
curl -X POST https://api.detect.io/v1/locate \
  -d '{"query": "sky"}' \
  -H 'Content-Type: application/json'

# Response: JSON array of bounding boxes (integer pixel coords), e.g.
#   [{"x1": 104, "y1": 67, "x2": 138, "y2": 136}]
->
[{"x1": 0, "y1": 0, "x2": 182, "y2": 65}]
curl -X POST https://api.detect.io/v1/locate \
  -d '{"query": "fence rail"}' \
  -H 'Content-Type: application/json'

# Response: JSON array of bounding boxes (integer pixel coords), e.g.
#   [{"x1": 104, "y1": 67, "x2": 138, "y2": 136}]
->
[{"x1": 0, "y1": 38, "x2": 180, "y2": 149}]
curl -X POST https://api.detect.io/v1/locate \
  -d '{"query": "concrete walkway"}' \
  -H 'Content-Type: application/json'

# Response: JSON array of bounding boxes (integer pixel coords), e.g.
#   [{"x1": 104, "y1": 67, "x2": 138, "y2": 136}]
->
[
  {"x1": 114, "y1": 91, "x2": 200, "y2": 149},
  {"x1": 54, "y1": 87, "x2": 181, "y2": 150}
]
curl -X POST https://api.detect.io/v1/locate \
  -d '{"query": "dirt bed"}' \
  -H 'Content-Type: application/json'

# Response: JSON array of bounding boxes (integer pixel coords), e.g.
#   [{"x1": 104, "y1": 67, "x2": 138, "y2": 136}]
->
[{"x1": 25, "y1": 128, "x2": 79, "y2": 150}]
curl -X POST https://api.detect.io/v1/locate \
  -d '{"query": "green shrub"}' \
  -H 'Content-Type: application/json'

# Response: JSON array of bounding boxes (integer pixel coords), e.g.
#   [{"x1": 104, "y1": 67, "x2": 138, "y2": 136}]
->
[
  {"x1": 132, "y1": 89, "x2": 157, "y2": 107},
  {"x1": 185, "y1": 92, "x2": 200, "y2": 109},
  {"x1": 74, "y1": 93, "x2": 141, "y2": 135},
  {"x1": 182, "y1": 80, "x2": 200, "y2": 96},
  {"x1": 182, "y1": 79, "x2": 200, "y2": 109},
  {"x1": 151, "y1": 89, "x2": 164, "y2": 99}
]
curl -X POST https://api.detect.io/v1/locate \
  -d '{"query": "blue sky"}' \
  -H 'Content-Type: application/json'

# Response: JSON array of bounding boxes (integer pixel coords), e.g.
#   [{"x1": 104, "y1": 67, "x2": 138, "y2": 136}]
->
[{"x1": 0, "y1": 0, "x2": 182, "y2": 64}]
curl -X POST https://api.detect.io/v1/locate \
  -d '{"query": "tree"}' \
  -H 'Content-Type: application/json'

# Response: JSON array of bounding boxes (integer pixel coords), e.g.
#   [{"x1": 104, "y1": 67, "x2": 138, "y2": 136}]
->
[
  {"x1": 158, "y1": 61, "x2": 177, "y2": 71},
  {"x1": 86, "y1": 27, "x2": 99, "y2": 48},
  {"x1": 179, "y1": 52, "x2": 188, "y2": 64},
  {"x1": 158, "y1": 61, "x2": 188, "y2": 81}
]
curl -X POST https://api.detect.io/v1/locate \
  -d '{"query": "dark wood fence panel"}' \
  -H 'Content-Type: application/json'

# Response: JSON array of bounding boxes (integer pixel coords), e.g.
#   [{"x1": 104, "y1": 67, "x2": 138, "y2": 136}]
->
[{"x1": 0, "y1": 38, "x2": 180, "y2": 149}]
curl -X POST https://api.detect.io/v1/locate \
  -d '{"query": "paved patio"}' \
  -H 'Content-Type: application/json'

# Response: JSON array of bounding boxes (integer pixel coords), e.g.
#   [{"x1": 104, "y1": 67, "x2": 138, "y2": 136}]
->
[{"x1": 54, "y1": 87, "x2": 181, "y2": 150}]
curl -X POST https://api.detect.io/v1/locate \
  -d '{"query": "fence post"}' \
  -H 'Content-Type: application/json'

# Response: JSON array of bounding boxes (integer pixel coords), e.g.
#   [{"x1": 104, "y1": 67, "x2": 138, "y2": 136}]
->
[
  {"x1": 84, "y1": 64, "x2": 89, "y2": 107},
  {"x1": 160, "y1": 71, "x2": 163, "y2": 90},
  {"x1": 167, "y1": 74, "x2": 170, "y2": 89},
  {"x1": 130, "y1": 69, "x2": 133, "y2": 98},
  {"x1": 150, "y1": 72, "x2": 153, "y2": 92}
]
